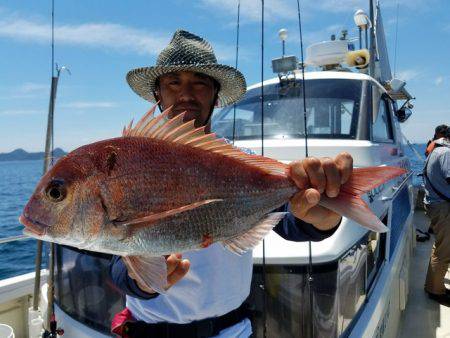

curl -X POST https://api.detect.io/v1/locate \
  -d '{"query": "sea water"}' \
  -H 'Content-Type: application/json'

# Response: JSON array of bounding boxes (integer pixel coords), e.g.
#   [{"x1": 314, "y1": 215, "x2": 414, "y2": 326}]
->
[{"x1": 0, "y1": 160, "x2": 48, "y2": 279}]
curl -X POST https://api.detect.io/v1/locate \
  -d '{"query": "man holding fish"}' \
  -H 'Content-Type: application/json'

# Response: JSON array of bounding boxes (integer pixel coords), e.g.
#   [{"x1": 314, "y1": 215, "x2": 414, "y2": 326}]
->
[
  {"x1": 19, "y1": 30, "x2": 404, "y2": 337},
  {"x1": 106, "y1": 30, "x2": 396, "y2": 337}
]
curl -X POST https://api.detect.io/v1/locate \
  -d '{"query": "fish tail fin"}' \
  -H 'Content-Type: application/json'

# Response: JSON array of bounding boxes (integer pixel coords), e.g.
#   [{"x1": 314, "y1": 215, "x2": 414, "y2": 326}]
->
[
  {"x1": 320, "y1": 166, "x2": 406, "y2": 233},
  {"x1": 341, "y1": 166, "x2": 407, "y2": 196}
]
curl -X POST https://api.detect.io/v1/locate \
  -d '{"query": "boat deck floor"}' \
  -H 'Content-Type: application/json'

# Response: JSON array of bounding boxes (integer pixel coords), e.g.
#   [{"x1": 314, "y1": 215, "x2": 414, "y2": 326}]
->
[{"x1": 398, "y1": 210, "x2": 450, "y2": 338}]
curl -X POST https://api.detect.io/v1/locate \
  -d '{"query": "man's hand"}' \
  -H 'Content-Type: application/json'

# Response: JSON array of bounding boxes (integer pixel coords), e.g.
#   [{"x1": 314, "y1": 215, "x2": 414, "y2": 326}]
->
[
  {"x1": 288, "y1": 152, "x2": 353, "y2": 230},
  {"x1": 129, "y1": 253, "x2": 190, "y2": 294}
]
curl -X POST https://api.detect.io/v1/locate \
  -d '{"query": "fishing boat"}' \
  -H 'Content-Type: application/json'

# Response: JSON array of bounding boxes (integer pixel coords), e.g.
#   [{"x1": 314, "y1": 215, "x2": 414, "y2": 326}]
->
[
  {"x1": 0, "y1": 1, "x2": 447, "y2": 337},
  {"x1": 210, "y1": 2, "x2": 416, "y2": 336}
]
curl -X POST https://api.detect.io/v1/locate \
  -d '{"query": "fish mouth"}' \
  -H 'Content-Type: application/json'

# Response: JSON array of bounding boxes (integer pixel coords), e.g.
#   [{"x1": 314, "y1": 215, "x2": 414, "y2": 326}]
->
[{"x1": 19, "y1": 214, "x2": 47, "y2": 236}]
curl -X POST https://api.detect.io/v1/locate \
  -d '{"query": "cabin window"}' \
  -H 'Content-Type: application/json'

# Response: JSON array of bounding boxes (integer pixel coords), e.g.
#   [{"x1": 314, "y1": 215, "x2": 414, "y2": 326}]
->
[
  {"x1": 389, "y1": 184, "x2": 411, "y2": 258},
  {"x1": 372, "y1": 98, "x2": 393, "y2": 142},
  {"x1": 246, "y1": 263, "x2": 340, "y2": 337},
  {"x1": 366, "y1": 216, "x2": 387, "y2": 290},
  {"x1": 338, "y1": 241, "x2": 367, "y2": 335},
  {"x1": 246, "y1": 238, "x2": 371, "y2": 337},
  {"x1": 212, "y1": 79, "x2": 362, "y2": 140},
  {"x1": 54, "y1": 246, "x2": 125, "y2": 334}
]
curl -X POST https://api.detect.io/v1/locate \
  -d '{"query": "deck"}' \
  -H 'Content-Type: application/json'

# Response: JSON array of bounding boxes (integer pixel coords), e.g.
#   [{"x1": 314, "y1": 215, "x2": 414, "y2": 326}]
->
[{"x1": 398, "y1": 210, "x2": 450, "y2": 338}]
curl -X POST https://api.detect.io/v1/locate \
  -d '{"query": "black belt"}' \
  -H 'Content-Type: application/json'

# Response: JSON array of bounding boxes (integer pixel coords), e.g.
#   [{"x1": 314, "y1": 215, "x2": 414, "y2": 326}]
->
[{"x1": 123, "y1": 302, "x2": 251, "y2": 338}]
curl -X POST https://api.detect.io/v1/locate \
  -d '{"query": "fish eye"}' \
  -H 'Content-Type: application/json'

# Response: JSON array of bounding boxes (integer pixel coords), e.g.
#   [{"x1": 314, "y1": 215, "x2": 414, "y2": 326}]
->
[{"x1": 45, "y1": 179, "x2": 67, "y2": 202}]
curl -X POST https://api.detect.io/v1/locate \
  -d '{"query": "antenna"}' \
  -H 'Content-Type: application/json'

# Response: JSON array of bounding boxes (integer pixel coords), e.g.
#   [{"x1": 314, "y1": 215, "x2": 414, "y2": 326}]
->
[
  {"x1": 393, "y1": 1, "x2": 399, "y2": 77},
  {"x1": 279, "y1": 28, "x2": 287, "y2": 57}
]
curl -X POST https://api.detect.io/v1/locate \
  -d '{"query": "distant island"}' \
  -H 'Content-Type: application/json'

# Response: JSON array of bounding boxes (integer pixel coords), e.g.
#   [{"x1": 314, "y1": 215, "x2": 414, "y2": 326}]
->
[{"x1": 0, "y1": 148, "x2": 67, "y2": 161}]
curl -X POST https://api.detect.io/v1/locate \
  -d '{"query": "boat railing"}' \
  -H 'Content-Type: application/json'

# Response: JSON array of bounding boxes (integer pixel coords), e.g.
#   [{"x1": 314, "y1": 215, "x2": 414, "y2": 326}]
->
[{"x1": 0, "y1": 234, "x2": 33, "y2": 245}]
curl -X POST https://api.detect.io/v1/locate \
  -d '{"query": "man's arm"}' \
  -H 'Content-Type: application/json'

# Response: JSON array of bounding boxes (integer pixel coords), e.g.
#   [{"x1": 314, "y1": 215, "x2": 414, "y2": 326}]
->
[
  {"x1": 273, "y1": 204, "x2": 339, "y2": 242},
  {"x1": 439, "y1": 148, "x2": 450, "y2": 184}
]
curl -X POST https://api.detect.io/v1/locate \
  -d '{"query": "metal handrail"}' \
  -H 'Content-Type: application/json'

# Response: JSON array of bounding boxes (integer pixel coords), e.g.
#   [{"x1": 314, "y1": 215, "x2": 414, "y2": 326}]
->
[{"x1": 0, "y1": 234, "x2": 33, "y2": 245}]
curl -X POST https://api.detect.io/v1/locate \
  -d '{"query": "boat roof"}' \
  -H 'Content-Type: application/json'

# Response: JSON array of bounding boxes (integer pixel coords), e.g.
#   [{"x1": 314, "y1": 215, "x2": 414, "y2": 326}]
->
[{"x1": 247, "y1": 70, "x2": 387, "y2": 92}]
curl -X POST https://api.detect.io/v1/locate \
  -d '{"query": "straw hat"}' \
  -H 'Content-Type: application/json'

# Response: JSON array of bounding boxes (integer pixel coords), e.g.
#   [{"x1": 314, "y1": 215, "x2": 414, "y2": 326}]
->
[{"x1": 126, "y1": 30, "x2": 246, "y2": 107}]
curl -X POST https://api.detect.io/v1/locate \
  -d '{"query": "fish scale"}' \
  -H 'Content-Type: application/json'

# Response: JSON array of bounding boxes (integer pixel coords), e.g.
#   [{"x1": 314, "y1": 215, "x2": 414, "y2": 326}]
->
[
  {"x1": 98, "y1": 137, "x2": 292, "y2": 213},
  {"x1": 20, "y1": 105, "x2": 406, "y2": 293},
  {"x1": 117, "y1": 190, "x2": 296, "y2": 256}
]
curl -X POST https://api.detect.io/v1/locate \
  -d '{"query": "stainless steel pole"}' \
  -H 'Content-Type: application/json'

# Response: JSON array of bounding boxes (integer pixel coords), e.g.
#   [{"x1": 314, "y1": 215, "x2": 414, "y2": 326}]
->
[
  {"x1": 369, "y1": 0, "x2": 376, "y2": 78},
  {"x1": 32, "y1": 75, "x2": 58, "y2": 311}
]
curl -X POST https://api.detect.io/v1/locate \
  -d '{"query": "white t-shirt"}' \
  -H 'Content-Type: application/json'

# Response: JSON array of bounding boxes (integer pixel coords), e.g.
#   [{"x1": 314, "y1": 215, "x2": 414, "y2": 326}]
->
[{"x1": 126, "y1": 243, "x2": 253, "y2": 336}]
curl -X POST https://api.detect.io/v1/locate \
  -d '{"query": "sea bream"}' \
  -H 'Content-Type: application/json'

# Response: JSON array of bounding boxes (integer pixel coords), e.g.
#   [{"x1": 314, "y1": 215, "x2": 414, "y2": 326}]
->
[{"x1": 19, "y1": 105, "x2": 406, "y2": 293}]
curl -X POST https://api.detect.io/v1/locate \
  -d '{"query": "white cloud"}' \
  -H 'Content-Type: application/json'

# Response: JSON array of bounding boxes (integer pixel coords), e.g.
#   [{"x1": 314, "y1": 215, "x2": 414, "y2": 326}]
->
[
  {"x1": 314, "y1": 0, "x2": 428, "y2": 12},
  {"x1": 435, "y1": 76, "x2": 444, "y2": 86},
  {"x1": 396, "y1": 69, "x2": 420, "y2": 82},
  {"x1": 199, "y1": 0, "x2": 298, "y2": 22},
  {"x1": 0, "y1": 14, "x2": 238, "y2": 61},
  {"x1": 383, "y1": 0, "x2": 435, "y2": 9},
  {"x1": 0, "y1": 109, "x2": 42, "y2": 116},
  {"x1": 0, "y1": 16, "x2": 168, "y2": 56},
  {"x1": 213, "y1": 41, "x2": 254, "y2": 63},
  {"x1": 0, "y1": 82, "x2": 49, "y2": 100},
  {"x1": 60, "y1": 101, "x2": 118, "y2": 109},
  {"x1": 199, "y1": 0, "x2": 430, "y2": 22},
  {"x1": 312, "y1": 0, "x2": 366, "y2": 13},
  {"x1": 18, "y1": 82, "x2": 49, "y2": 94},
  {"x1": 283, "y1": 24, "x2": 346, "y2": 49}
]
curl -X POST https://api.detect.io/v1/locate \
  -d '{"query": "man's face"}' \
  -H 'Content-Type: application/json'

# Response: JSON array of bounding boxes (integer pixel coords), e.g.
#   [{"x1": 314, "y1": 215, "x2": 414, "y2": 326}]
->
[{"x1": 156, "y1": 71, "x2": 217, "y2": 130}]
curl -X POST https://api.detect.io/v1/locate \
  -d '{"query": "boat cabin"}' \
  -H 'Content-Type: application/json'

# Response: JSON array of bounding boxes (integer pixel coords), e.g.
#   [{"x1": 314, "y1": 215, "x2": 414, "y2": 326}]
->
[{"x1": 51, "y1": 70, "x2": 414, "y2": 338}]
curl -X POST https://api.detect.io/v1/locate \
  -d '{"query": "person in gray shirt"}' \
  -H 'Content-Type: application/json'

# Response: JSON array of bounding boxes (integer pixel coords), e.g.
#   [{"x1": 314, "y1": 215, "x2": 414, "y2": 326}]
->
[{"x1": 423, "y1": 133, "x2": 450, "y2": 306}]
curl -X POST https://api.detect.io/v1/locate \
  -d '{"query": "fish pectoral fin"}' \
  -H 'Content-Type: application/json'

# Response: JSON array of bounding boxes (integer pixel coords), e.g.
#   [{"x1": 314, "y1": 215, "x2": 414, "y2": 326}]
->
[
  {"x1": 113, "y1": 199, "x2": 223, "y2": 228},
  {"x1": 222, "y1": 212, "x2": 287, "y2": 255},
  {"x1": 122, "y1": 255, "x2": 167, "y2": 294}
]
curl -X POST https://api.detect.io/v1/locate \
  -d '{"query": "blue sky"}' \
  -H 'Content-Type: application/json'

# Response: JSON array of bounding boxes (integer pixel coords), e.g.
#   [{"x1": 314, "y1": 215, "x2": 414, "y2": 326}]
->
[{"x1": 0, "y1": 0, "x2": 448, "y2": 152}]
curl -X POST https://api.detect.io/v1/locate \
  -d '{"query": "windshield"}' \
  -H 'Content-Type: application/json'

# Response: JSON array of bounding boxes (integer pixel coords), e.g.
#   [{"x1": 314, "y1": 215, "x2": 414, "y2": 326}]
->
[{"x1": 212, "y1": 79, "x2": 362, "y2": 140}]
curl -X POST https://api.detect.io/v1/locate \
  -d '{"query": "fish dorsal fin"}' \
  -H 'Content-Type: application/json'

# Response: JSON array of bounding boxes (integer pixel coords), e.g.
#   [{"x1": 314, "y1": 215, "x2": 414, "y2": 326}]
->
[
  {"x1": 123, "y1": 104, "x2": 289, "y2": 177},
  {"x1": 122, "y1": 104, "x2": 157, "y2": 136}
]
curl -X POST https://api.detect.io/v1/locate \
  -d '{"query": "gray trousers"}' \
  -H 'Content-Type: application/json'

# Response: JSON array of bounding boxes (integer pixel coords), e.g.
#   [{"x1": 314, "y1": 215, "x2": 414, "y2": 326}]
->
[{"x1": 424, "y1": 201, "x2": 450, "y2": 294}]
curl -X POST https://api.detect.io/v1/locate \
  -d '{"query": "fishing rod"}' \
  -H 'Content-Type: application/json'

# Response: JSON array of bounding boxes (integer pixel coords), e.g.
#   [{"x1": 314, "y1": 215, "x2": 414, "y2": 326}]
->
[
  {"x1": 35, "y1": 0, "x2": 68, "y2": 336},
  {"x1": 393, "y1": 0, "x2": 399, "y2": 78},
  {"x1": 32, "y1": 0, "x2": 58, "y2": 316},
  {"x1": 400, "y1": 131, "x2": 424, "y2": 162},
  {"x1": 296, "y1": 0, "x2": 314, "y2": 337},
  {"x1": 231, "y1": 0, "x2": 241, "y2": 145},
  {"x1": 260, "y1": 2, "x2": 268, "y2": 337}
]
